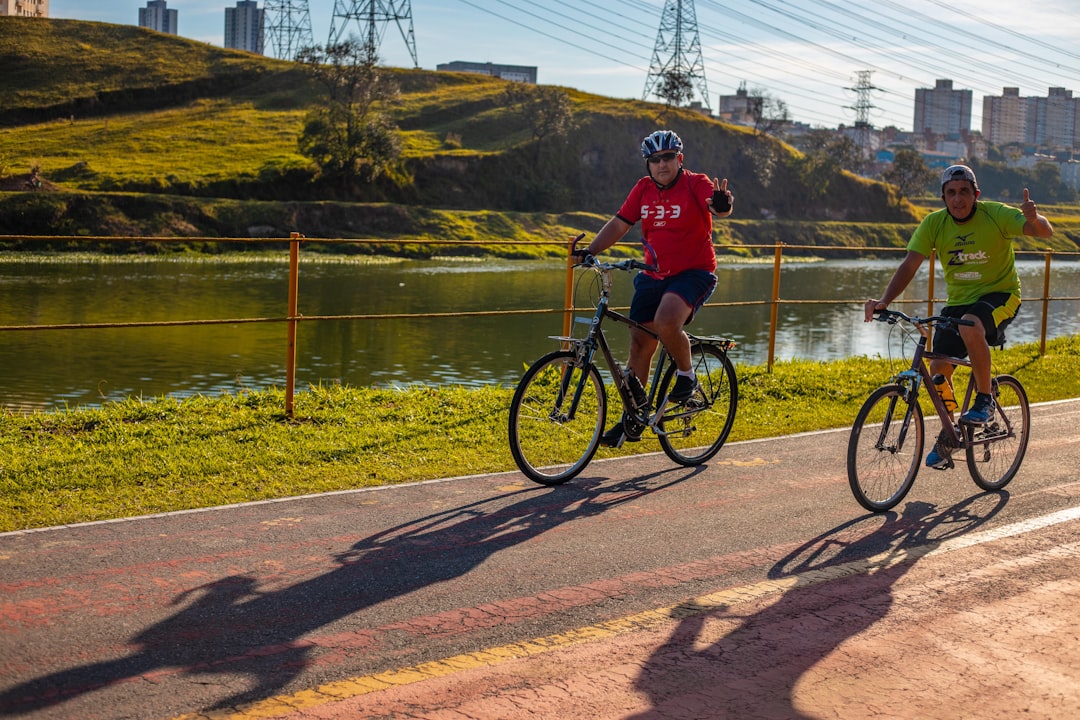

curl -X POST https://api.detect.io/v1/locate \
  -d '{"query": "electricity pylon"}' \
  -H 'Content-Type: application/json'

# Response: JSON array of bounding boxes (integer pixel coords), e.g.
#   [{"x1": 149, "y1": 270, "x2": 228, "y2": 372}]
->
[
  {"x1": 642, "y1": 0, "x2": 711, "y2": 112},
  {"x1": 264, "y1": 0, "x2": 315, "y2": 60},
  {"x1": 845, "y1": 70, "x2": 880, "y2": 162},
  {"x1": 327, "y1": 0, "x2": 418, "y2": 67}
]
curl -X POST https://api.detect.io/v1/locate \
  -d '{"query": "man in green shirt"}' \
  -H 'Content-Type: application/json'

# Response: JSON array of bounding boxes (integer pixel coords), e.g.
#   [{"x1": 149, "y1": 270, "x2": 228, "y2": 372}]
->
[{"x1": 864, "y1": 164, "x2": 1054, "y2": 469}]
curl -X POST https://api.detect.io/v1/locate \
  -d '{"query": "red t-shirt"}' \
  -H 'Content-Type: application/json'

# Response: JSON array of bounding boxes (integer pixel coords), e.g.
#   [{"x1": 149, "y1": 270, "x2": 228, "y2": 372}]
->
[{"x1": 615, "y1": 168, "x2": 717, "y2": 279}]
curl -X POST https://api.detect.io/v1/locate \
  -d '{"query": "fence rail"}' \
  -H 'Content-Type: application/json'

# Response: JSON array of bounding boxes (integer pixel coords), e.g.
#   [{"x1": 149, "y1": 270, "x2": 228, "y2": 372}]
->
[{"x1": 2, "y1": 234, "x2": 1078, "y2": 417}]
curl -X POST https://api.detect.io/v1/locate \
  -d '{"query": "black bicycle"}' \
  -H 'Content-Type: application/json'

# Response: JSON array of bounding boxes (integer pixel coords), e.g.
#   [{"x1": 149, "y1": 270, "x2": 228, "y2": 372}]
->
[
  {"x1": 847, "y1": 309, "x2": 1030, "y2": 512},
  {"x1": 507, "y1": 236, "x2": 738, "y2": 485}
]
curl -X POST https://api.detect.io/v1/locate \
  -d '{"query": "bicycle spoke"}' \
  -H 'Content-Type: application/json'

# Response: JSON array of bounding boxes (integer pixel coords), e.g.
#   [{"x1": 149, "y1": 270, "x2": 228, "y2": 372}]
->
[
  {"x1": 965, "y1": 375, "x2": 1029, "y2": 491},
  {"x1": 657, "y1": 344, "x2": 738, "y2": 465},
  {"x1": 847, "y1": 386, "x2": 922, "y2": 512},
  {"x1": 508, "y1": 352, "x2": 605, "y2": 485}
]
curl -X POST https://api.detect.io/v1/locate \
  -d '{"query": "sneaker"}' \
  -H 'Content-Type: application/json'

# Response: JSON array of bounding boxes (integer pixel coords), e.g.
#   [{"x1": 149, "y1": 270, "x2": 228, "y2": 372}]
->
[
  {"x1": 599, "y1": 413, "x2": 641, "y2": 448},
  {"x1": 668, "y1": 374, "x2": 699, "y2": 403},
  {"x1": 959, "y1": 393, "x2": 994, "y2": 426},
  {"x1": 599, "y1": 423, "x2": 625, "y2": 448},
  {"x1": 925, "y1": 444, "x2": 953, "y2": 470}
]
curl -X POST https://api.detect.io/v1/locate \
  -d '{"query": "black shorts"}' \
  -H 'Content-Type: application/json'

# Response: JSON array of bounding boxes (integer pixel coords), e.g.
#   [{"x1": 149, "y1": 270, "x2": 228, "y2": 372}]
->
[
  {"x1": 629, "y1": 269, "x2": 717, "y2": 325},
  {"x1": 934, "y1": 292, "x2": 1020, "y2": 357}
]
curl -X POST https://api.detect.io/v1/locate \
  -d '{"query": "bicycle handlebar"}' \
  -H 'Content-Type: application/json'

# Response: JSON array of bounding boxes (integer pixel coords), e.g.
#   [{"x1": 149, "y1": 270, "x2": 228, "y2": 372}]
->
[
  {"x1": 569, "y1": 232, "x2": 658, "y2": 274},
  {"x1": 873, "y1": 309, "x2": 975, "y2": 328}
]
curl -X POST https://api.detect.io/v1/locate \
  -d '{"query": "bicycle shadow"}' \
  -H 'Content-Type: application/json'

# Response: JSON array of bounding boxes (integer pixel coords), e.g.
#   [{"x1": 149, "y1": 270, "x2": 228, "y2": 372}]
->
[
  {"x1": 625, "y1": 491, "x2": 1009, "y2": 719},
  {"x1": 0, "y1": 466, "x2": 698, "y2": 716}
]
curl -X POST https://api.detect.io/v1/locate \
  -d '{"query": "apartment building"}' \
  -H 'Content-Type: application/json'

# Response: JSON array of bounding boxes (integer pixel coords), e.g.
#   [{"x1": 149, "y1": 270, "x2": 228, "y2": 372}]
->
[
  {"x1": 139, "y1": 0, "x2": 177, "y2": 35},
  {"x1": 0, "y1": 0, "x2": 48, "y2": 17},
  {"x1": 225, "y1": 0, "x2": 264, "y2": 55},
  {"x1": 913, "y1": 79, "x2": 972, "y2": 136},
  {"x1": 983, "y1": 86, "x2": 1079, "y2": 150}
]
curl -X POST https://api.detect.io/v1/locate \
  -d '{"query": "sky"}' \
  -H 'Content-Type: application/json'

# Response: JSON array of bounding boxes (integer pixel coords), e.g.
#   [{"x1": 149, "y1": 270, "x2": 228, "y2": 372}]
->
[{"x1": 49, "y1": 0, "x2": 1080, "y2": 133}]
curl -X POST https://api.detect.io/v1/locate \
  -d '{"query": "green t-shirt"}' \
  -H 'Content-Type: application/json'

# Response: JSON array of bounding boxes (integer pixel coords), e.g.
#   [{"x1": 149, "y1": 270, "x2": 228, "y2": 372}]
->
[{"x1": 907, "y1": 201, "x2": 1026, "y2": 306}]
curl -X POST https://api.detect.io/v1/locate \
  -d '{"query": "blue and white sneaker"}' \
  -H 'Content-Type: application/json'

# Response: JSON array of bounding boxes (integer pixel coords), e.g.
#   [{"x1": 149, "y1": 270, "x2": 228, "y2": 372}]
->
[
  {"x1": 925, "y1": 445, "x2": 953, "y2": 470},
  {"x1": 960, "y1": 393, "x2": 995, "y2": 426}
]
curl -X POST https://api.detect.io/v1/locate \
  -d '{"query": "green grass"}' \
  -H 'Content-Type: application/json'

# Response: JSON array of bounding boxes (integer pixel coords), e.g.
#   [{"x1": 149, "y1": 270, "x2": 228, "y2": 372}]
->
[{"x1": 3, "y1": 335, "x2": 1078, "y2": 532}]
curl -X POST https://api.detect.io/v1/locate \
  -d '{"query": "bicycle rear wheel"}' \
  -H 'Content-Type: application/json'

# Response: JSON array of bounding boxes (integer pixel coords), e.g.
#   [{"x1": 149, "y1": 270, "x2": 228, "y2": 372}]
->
[
  {"x1": 847, "y1": 385, "x2": 924, "y2": 512},
  {"x1": 508, "y1": 350, "x2": 606, "y2": 485},
  {"x1": 657, "y1": 343, "x2": 738, "y2": 465},
  {"x1": 965, "y1": 374, "x2": 1030, "y2": 491}
]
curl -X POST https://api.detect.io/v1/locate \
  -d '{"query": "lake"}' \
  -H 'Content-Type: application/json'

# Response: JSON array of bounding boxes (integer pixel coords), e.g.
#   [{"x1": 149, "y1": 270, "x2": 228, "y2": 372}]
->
[{"x1": 2, "y1": 255, "x2": 1079, "y2": 412}]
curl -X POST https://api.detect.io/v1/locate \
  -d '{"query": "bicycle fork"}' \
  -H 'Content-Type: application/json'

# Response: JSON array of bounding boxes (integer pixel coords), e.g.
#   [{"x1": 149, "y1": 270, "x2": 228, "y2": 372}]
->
[{"x1": 876, "y1": 373, "x2": 921, "y2": 454}]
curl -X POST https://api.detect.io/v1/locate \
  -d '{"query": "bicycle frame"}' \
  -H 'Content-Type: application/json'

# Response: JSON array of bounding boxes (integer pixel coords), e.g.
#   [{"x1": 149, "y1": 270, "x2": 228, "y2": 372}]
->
[
  {"x1": 548, "y1": 256, "x2": 727, "y2": 438},
  {"x1": 549, "y1": 265, "x2": 670, "y2": 433},
  {"x1": 877, "y1": 312, "x2": 1019, "y2": 454},
  {"x1": 895, "y1": 329, "x2": 975, "y2": 450}
]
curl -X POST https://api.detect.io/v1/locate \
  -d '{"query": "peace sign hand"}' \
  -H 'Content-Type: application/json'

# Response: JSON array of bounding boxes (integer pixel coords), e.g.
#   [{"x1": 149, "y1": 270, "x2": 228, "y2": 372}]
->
[{"x1": 709, "y1": 177, "x2": 733, "y2": 214}]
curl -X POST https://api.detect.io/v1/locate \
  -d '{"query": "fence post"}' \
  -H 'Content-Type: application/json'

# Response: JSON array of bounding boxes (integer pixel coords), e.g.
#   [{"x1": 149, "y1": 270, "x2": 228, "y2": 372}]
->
[
  {"x1": 767, "y1": 243, "x2": 784, "y2": 371},
  {"x1": 562, "y1": 237, "x2": 576, "y2": 341},
  {"x1": 926, "y1": 249, "x2": 937, "y2": 351},
  {"x1": 285, "y1": 233, "x2": 303, "y2": 419},
  {"x1": 1041, "y1": 250, "x2": 1052, "y2": 356}
]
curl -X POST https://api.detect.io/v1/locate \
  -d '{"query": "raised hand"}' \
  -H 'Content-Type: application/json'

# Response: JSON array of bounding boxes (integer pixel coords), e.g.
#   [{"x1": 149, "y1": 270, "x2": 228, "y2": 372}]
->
[
  {"x1": 709, "y1": 177, "x2": 733, "y2": 214},
  {"x1": 1020, "y1": 187, "x2": 1038, "y2": 220}
]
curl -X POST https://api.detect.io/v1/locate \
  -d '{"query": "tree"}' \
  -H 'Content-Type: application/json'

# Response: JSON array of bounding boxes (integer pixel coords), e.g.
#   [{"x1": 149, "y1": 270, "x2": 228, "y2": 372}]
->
[
  {"x1": 654, "y1": 71, "x2": 695, "y2": 109},
  {"x1": 498, "y1": 83, "x2": 576, "y2": 161},
  {"x1": 748, "y1": 87, "x2": 790, "y2": 137},
  {"x1": 296, "y1": 40, "x2": 402, "y2": 189},
  {"x1": 882, "y1": 148, "x2": 935, "y2": 201},
  {"x1": 798, "y1": 130, "x2": 863, "y2": 173}
]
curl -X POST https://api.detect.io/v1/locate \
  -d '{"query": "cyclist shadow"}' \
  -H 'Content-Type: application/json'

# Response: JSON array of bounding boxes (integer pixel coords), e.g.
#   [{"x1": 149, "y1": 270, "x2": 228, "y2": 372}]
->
[
  {"x1": 0, "y1": 468, "x2": 698, "y2": 716},
  {"x1": 626, "y1": 491, "x2": 1009, "y2": 719}
]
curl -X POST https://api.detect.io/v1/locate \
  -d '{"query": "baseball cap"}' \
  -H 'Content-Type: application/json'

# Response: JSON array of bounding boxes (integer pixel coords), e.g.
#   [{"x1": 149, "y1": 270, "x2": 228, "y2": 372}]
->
[{"x1": 941, "y1": 164, "x2": 978, "y2": 190}]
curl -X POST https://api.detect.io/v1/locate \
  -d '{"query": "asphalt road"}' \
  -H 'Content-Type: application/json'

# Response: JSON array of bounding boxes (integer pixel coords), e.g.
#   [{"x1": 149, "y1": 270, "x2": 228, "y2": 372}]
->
[{"x1": 2, "y1": 399, "x2": 1079, "y2": 719}]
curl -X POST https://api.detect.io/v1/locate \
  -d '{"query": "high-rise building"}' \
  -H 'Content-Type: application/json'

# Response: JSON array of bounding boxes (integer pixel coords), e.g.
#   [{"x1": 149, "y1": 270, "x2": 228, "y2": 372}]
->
[
  {"x1": 913, "y1": 79, "x2": 972, "y2": 136},
  {"x1": 1036, "y1": 87, "x2": 1079, "y2": 149},
  {"x1": 139, "y1": 0, "x2": 177, "y2": 35},
  {"x1": 983, "y1": 87, "x2": 1079, "y2": 150},
  {"x1": 225, "y1": 0, "x2": 265, "y2": 55},
  {"x1": 0, "y1": 0, "x2": 49, "y2": 17},
  {"x1": 982, "y1": 87, "x2": 1028, "y2": 146}
]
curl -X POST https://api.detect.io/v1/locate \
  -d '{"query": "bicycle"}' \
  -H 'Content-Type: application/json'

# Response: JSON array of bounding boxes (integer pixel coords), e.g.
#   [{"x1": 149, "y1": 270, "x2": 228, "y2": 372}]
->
[
  {"x1": 847, "y1": 309, "x2": 1031, "y2": 512},
  {"x1": 507, "y1": 235, "x2": 738, "y2": 486}
]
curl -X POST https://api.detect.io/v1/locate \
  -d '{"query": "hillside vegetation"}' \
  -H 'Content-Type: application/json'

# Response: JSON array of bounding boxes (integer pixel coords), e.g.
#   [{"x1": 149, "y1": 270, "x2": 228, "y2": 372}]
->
[{"x1": 1, "y1": 17, "x2": 1078, "y2": 255}]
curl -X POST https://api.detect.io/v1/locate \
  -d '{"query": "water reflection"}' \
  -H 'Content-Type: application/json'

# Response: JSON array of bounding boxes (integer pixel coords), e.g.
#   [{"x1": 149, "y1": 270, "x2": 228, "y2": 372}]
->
[{"x1": 1, "y1": 256, "x2": 1078, "y2": 411}]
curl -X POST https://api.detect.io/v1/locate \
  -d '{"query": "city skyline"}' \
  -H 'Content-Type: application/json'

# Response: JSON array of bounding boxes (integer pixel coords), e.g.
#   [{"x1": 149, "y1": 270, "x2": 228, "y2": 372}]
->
[{"x1": 44, "y1": 0, "x2": 1080, "y2": 133}]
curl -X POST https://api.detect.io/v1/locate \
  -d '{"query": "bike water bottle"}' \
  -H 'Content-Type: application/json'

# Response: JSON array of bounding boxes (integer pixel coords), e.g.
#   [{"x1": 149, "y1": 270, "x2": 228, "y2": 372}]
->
[
  {"x1": 626, "y1": 369, "x2": 647, "y2": 409},
  {"x1": 932, "y1": 374, "x2": 957, "y2": 412}
]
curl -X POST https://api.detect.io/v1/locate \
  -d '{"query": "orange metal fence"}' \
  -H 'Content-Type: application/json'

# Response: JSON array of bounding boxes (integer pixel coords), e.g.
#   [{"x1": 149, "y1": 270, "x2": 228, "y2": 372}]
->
[{"x1": 2, "y1": 235, "x2": 1077, "y2": 417}]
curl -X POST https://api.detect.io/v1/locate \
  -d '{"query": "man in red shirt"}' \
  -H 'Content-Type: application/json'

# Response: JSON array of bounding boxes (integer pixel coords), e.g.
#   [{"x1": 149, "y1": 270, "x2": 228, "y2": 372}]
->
[{"x1": 575, "y1": 130, "x2": 733, "y2": 447}]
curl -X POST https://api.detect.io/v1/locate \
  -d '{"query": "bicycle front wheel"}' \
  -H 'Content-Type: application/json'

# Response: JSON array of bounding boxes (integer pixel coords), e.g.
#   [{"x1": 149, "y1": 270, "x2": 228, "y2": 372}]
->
[
  {"x1": 847, "y1": 385, "x2": 924, "y2": 512},
  {"x1": 508, "y1": 351, "x2": 606, "y2": 485},
  {"x1": 657, "y1": 344, "x2": 738, "y2": 465},
  {"x1": 965, "y1": 374, "x2": 1030, "y2": 491}
]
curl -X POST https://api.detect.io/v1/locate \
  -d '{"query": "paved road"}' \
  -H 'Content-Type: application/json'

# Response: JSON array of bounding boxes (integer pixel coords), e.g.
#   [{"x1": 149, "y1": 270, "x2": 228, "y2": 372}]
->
[{"x1": 2, "y1": 400, "x2": 1079, "y2": 720}]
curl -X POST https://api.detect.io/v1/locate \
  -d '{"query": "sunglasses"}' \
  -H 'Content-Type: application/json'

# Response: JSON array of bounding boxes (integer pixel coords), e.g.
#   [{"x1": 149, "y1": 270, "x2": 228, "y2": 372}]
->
[{"x1": 647, "y1": 152, "x2": 679, "y2": 164}]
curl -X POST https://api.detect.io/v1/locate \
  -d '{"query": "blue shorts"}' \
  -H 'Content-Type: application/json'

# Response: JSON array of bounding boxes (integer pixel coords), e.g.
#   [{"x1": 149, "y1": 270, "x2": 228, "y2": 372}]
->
[{"x1": 629, "y1": 269, "x2": 717, "y2": 325}]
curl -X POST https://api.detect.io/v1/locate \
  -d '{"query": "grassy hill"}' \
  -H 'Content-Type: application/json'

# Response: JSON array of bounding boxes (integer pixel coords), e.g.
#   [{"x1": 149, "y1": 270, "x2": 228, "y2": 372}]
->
[{"x1": 1, "y1": 17, "x2": 1077, "y2": 254}]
